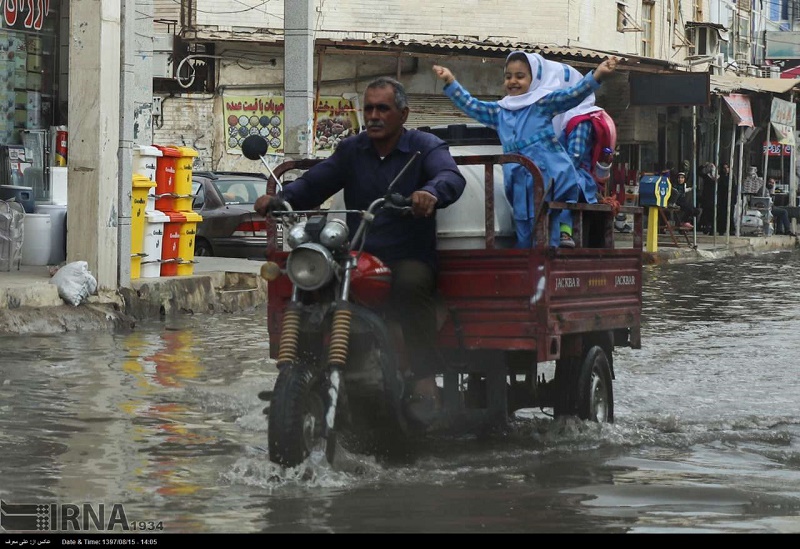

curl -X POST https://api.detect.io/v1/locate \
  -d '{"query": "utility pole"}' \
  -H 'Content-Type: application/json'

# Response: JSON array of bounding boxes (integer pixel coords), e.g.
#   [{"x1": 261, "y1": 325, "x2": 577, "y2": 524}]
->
[{"x1": 284, "y1": 0, "x2": 315, "y2": 159}]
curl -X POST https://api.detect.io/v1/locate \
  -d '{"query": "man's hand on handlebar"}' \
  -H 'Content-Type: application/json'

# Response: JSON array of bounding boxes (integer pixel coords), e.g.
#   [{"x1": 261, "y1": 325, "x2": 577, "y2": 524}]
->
[
  {"x1": 254, "y1": 195, "x2": 289, "y2": 217},
  {"x1": 410, "y1": 190, "x2": 437, "y2": 218}
]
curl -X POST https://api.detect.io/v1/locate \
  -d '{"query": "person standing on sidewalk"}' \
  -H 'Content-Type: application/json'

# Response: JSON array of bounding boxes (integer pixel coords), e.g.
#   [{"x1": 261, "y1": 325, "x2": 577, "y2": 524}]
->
[{"x1": 698, "y1": 162, "x2": 717, "y2": 234}]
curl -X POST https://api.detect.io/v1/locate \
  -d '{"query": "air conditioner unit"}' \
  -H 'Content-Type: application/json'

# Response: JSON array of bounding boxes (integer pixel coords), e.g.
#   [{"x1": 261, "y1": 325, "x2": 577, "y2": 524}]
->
[
  {"x1": 152, "y1": 33, "x2": 174, "y2": 79},
  {"x1": 687, "y1": 25, "x2": 721, "y2": 58}
]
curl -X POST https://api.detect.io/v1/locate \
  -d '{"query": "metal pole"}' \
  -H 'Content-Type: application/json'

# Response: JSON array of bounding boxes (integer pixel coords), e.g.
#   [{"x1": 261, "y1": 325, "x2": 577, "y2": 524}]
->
[
  {"x1": 714, "y1": 98, "x2": 722, "y2": 246},
  {"x1": 692, "y1": 106, "x2": 697, "y2": 247},
  {"x1": 736, "y1": 128, "x2": 744, "y2": 238},
  {"x1": 727, "y1": 124, "x2": 736, "y2": 245},
  {"x1": 763, "y1": 121, "x2": 771, "y2": 235},
  {"x1": 763, "y1": 117, "x2": 771, "y2": 199}
]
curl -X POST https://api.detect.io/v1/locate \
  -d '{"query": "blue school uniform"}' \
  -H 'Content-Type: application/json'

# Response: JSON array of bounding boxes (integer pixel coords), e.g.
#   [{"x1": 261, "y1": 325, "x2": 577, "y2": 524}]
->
[{"x1": 444, "y1": 71, "x2": 601, "y2": 247}]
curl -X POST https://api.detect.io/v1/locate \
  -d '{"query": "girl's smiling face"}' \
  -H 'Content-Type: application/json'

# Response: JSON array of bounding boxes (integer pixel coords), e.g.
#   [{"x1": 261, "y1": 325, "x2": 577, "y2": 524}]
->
[{"x1": 504, "y1": 59, "x2": 533, "y2": 96}]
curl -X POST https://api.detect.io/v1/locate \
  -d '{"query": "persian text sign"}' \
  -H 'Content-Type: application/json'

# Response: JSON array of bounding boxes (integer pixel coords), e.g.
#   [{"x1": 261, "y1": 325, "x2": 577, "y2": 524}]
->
[
  {"x1": 723, "y1": 94, "x2": 754, "y2": 127},
  {"x1": 770, "y1": 97, "x2": 796, "y2": 145},
  {"x1": 223, "y1": 95, "x2": 360, "y2": 155},
  {"x1": 223, "y1": 96, "x2": 286, "y2": 154}
]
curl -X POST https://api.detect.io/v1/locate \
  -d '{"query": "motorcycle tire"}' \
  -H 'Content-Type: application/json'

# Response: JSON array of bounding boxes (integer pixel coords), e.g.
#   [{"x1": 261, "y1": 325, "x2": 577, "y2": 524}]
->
[
  {"x1": 553, "y1": 346, "x2": 614, "y2": 423},
  {"x1": 267, "y1": 363, "x2": 330, "y2": 468}
]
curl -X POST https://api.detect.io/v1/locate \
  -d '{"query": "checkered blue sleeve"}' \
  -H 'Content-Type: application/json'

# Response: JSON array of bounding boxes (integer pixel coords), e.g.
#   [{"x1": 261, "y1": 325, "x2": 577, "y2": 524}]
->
[
  {"x1": 538, "y1": 72, "x2": 601, "y2": 117},
  {"x1": 567, "y1": 120, "x2": 592, "y2": 167},
  {"x1": 443, "y1": 80, "x2": 500, "y2": 129}
]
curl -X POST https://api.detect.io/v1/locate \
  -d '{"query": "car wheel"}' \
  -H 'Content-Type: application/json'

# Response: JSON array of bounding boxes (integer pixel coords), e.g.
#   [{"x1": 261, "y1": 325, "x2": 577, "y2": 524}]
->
[{"x1": 194, "y1": 238, "x2": 213, "y2": 257}]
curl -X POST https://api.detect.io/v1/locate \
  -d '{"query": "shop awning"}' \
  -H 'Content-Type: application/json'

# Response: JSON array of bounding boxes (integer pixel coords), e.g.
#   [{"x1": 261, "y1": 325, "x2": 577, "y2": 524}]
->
[{"x1": 710, "y1": 74, "x2": 800, "y2": 94}]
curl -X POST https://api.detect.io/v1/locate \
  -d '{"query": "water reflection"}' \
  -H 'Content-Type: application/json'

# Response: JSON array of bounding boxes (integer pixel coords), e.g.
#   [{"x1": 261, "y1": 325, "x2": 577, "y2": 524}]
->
[{"x1": 0, "y1": 252, "x2": 799, "y2": 532}]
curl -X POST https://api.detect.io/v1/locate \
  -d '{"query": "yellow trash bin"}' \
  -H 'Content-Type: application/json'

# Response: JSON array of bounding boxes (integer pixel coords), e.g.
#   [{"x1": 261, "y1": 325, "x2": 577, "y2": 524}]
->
[
  {"x1": 177, "y1": 211, "x2": 203, "y2": 276},
  {"x1": 131, "y1": 174, "x2": 156, "y2": 279},
  {"x1": 174, "y1": 146, "x2": 199, "y2": 212}
]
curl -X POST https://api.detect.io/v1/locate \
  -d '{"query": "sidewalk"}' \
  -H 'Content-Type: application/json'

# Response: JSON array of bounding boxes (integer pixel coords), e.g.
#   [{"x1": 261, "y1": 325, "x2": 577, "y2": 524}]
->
[
  {"x1": 0, "y1": 256, "x2": 267, "y2": 335},
  {"x1": 0, "y1": 235, "x2": 796, "y2": 335}
]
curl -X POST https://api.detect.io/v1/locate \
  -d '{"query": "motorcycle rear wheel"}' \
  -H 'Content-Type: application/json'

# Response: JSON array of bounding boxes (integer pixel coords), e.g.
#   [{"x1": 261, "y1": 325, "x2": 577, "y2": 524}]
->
[{"x1": 267, "y1": 363, "x2": 330, "y2": 467}]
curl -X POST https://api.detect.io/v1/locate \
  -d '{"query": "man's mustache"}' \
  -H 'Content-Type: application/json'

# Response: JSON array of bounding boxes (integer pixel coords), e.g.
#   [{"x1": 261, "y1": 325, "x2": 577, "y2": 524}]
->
[{"x1": 366, "y1": 121, "x2": 384, "y2": 129}]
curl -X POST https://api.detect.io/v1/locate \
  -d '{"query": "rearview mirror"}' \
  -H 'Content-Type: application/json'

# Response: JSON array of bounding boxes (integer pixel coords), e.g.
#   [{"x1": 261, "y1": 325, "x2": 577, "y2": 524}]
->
[{"x1": 242, "y1": 135, "x2": 269, "y2": 161}]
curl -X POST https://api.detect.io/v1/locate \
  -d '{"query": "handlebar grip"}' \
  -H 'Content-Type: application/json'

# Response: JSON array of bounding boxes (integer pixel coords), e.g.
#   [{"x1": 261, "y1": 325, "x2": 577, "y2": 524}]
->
[{"x1": 385, "y1": 192, "x2": 412, "y2": 208}]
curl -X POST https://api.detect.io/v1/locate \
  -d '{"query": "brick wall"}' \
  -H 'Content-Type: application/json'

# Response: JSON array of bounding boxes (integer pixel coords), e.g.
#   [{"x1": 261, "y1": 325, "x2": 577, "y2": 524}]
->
[{"x1": 153, "y1": 94, "x2": 216, "y2": 170}]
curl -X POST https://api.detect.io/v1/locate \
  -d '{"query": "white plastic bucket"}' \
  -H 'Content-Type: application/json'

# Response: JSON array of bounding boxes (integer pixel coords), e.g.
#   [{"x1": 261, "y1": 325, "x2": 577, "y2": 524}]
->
[
  {"x1": 34, "y1": 204, "x2": 67, "y2": 265},
  {"x1": 133, "y1": 145, "x2": 163, "y2": 213},
  {"x1": 142, "y1": 209, "x2": 169, "y2": 278},
  {"x1": 21, "y1": 213, "x2": 52, "y2": 266},
  {"x1": 133, "y1": 145, "x2": 162, "y2": 181},
  {"x1": 50, "y1": 167, "x2": 68, "y2": 205}
]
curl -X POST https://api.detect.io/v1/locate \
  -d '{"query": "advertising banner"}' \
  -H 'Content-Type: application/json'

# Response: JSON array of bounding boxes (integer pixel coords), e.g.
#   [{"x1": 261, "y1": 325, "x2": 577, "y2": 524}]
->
[
  {"x1": 770, "y1": 97, "x2": 796, "y2": 146},
  {"x1": 723, "y1": 94, "x2": 754, "y2": 127},
  {"x1": 223, "y1": 95, "x2": 360, "y2": 155}
]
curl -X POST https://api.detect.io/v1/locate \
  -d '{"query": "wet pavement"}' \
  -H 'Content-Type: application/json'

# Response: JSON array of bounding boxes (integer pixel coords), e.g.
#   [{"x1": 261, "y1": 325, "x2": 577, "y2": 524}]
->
[
  {"x1": 1, "y1": 248, "x2": 800, "y2": 533},
  {"x1": 0, "y1": 233, "x2": 795, "y2": 336}
]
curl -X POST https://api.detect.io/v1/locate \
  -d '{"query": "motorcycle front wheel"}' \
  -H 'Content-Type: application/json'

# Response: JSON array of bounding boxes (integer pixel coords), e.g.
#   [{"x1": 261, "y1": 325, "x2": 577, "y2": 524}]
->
[{"x1": 267, "y1": 363, "x2": 330, "y2": 467}]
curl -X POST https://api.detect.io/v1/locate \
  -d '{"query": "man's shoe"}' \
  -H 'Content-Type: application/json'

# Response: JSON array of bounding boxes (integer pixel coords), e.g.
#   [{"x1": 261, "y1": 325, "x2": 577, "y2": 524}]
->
[{"x1": 559, "y1": 232, "x2": 576, "y2": 248}]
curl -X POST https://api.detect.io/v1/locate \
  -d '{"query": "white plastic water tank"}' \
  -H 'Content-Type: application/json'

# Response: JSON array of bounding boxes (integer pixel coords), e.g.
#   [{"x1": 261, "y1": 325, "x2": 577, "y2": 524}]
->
[
  {"x1": 437, "y1": 145, "x2": 515, "y2": 250},
  {"x1": 326, "y1": 144, "x2": 515, "y2": 250}
]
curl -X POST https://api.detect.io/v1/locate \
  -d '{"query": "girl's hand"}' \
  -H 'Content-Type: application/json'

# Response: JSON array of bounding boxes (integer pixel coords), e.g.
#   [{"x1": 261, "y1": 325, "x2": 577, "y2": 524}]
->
[
  {"x1": 594, "y1": 56, "x2": 619, "y2": 82},
  {"x1": 433, "y1": 65, "x2": 455, "y2": 85}
]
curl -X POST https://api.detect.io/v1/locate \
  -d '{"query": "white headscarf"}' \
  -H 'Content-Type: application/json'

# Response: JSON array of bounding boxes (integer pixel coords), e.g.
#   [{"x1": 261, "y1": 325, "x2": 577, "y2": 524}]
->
[{"x1": 496, "y1": 51, "x2": 601, "y2": 136}]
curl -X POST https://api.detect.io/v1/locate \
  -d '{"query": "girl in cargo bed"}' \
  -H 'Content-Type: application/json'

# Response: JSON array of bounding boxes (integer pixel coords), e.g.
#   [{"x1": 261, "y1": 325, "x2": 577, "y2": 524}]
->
[{"x1": 433, "y1": 53, "x2": 617, "y2": 248}]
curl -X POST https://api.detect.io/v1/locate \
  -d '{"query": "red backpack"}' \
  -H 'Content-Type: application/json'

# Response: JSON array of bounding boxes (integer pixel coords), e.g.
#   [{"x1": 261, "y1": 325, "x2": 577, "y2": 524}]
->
[{"x1": 565, "y1": 109, "x2": 617, "y2": 184}]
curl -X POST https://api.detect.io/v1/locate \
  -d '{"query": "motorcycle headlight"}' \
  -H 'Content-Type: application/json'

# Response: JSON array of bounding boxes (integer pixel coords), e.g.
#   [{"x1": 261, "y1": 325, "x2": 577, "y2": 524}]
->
[
  {"x1": 286, "y1": 243, "x2": 335, "y2": 290},
  {"x1": 319, "y1": 218, "x2": 349, "y2": 250},
  {"x1": 286, "y1": 221, "x2": 310, "y2": 249}
]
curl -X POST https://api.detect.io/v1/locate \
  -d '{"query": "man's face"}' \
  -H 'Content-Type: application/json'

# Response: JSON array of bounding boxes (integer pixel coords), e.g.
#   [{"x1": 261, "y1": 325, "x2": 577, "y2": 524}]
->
[{"x1": 363, "y1": 86, "x2": 408, "y2": 143}]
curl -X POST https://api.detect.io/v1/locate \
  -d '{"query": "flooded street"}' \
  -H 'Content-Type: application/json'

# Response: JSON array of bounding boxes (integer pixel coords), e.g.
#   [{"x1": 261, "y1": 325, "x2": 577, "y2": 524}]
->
[{"x1": 1, "y1": 250, "x2": 800, "y2": 533}]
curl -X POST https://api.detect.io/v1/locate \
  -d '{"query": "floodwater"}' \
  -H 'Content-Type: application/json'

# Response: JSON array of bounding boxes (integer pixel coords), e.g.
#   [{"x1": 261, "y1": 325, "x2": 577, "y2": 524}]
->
[{"x1": 1, "y1": 250, "x2": 800, "y2": 534}]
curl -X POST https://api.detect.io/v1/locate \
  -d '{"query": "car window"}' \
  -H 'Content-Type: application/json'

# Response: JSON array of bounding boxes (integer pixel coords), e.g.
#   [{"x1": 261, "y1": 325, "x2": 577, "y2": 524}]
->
[
  {"x1": 215, "y1": 179, "x2": 267, "y2": 205},
  {"x1": 192, "y1": 183, "x2": 205, "y2": 209}
]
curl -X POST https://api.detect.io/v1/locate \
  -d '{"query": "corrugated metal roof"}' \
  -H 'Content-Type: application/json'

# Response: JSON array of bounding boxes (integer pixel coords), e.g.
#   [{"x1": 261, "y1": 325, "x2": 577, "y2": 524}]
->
[
  {"x1": 406, "y1": 94, "x2": 485, "y2": 128},
  {"x1": 361, "y1": 37, "x2": 619, "y2": 62},
  {"x1": 710, "y1": 74, "x2": 800, "y2": 94}
]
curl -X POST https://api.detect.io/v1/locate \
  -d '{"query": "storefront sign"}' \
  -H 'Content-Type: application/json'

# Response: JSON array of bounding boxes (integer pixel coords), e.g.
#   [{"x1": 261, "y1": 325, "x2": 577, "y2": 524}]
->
[
  {"x1": 1, "y1": 0, "x2": 54, "y2": 31},
  {"x1": 762, "y1": 141, "x2": 792, "y2": 156},
  {"x1": 723, "y1": 94, "x2": 754, "y2": 127},
  {"x1": 222, "y1": 95, "x2": 360, "y2": 155},
  {"x1": 629, "y1": 73, "x2": 710, "y2": 106},
  {"x1": 770, "y1": 97, "x2": 796, "y2": 146}
]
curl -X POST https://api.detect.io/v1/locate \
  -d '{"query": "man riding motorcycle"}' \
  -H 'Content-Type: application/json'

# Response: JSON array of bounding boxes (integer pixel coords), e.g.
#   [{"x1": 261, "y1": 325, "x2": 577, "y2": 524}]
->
[{"x1": 254, "y1": 76, "x2": 467, "y2": 425}]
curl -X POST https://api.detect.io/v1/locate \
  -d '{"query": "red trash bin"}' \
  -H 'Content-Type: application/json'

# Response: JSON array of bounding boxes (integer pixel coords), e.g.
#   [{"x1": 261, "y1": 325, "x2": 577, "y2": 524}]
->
[
  {"x1": 160, "y1": 211, "x2": 186, "y2": 276},
  {"x1": 154, "y1": 145, "x2": 181, "y2": 212}
]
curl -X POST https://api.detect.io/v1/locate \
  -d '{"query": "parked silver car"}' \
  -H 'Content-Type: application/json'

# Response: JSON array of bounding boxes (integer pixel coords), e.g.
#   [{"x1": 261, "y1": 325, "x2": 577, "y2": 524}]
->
[{"x1": 191, "y1": 171, "x2": 281, "y2": 258}]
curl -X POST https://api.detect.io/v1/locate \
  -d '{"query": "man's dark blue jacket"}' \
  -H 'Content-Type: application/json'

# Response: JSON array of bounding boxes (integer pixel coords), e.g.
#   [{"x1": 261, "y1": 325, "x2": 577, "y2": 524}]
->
[{"x1": 280, "y1": 129, "x2": 466, "y2": 271}]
